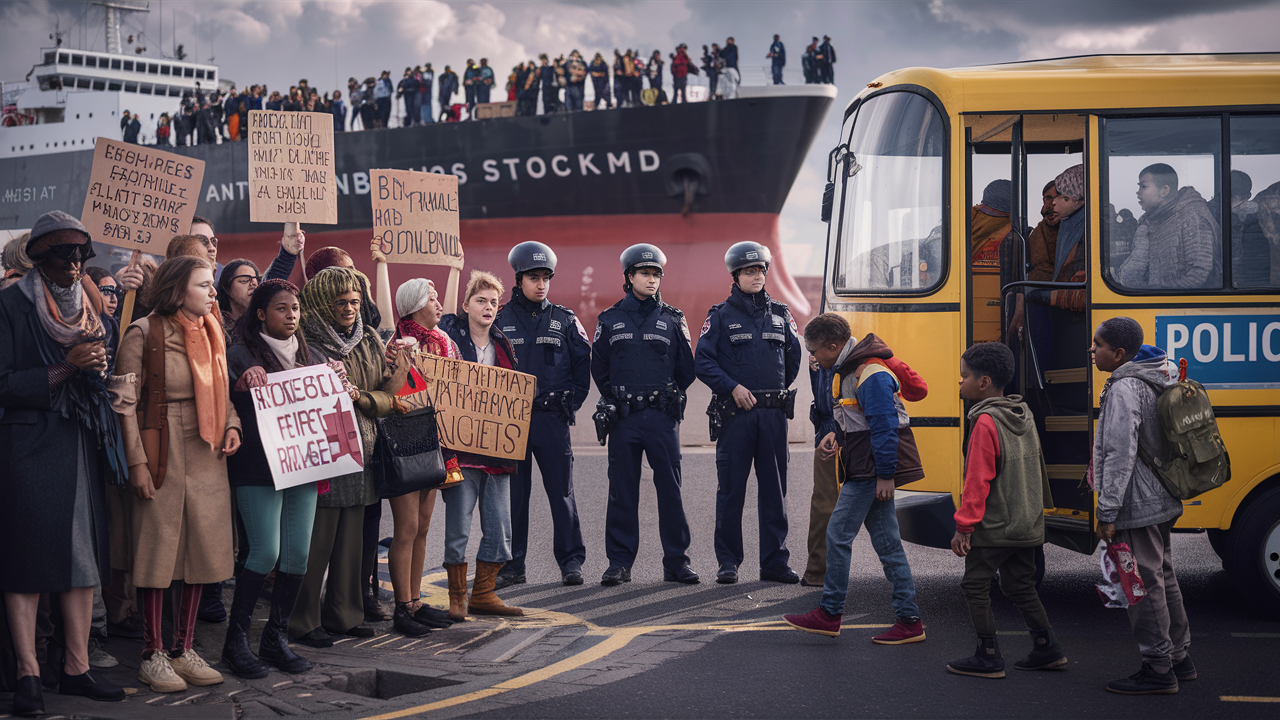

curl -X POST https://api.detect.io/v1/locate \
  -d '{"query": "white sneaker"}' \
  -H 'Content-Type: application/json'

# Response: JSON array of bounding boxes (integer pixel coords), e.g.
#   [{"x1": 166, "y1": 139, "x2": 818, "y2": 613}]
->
[
  {"x1": 138, "y1": 653, "x2": 188, "y2": 693},
  {"x1": 87, "y1": 637, "x2": 119, "y2": 668},
  {"x1": 169, "y1": 649, "x2": 224, "y2": 686}
]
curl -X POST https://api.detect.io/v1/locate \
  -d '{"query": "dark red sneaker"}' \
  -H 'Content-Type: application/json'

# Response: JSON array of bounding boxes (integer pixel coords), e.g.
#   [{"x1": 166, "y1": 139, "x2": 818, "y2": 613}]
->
[
  {"x1": 872, "y1": 616, "x2": 926, "y2": 645},
  {"x1": 783, "y1": 608, "x2": 841, "y2": 637}
]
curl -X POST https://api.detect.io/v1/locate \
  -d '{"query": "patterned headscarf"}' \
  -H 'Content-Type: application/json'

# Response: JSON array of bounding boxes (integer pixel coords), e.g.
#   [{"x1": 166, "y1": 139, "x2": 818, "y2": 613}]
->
[
  {"x1": 1055, "y1": 164, "x2": 1085, "y2": 201},
  {"x1": 300, "y1": 266, "x2": 375, "y2": 359}
]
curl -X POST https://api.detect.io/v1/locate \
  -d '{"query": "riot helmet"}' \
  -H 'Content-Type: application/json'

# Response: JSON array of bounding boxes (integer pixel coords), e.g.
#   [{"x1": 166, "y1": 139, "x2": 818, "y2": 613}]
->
[
  {"x1": 508, "y1": 241, "x2": 557, "y2": 277},
  {"x1": 724, "y1": 241, "x2": 771, "y2": 273},
  {"x1": 620, "y1": 243, "x2": 666, "y2": 273}
]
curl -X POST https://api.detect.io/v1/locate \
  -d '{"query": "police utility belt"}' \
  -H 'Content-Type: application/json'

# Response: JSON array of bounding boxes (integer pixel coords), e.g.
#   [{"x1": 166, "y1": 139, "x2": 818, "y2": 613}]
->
[
  {"x1": 592, "y1": 385, "x2": 686, "y2": 446},
  {"x1": 707, "y1": 388, "x2": 796, "y2": 442},
  {"x1": 532, "y1": 389, "x2": 576, "y2": 424}
]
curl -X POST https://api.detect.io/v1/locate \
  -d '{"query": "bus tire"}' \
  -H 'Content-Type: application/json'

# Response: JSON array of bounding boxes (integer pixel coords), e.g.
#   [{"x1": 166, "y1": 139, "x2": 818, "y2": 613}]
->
[
  {"x1": 1207, "y1": 528, "x2": 1234, "y2": 571},
  {"x1": 1228, "y1": 486, "x2": 1280, "y2": 619}
]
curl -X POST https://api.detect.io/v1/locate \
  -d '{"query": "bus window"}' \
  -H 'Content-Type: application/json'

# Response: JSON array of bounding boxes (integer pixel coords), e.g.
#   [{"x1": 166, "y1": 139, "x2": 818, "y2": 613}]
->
[
  {"x1": 966, "y1": 116, "x2": 1016, "y2": 344},
  {"x1": 1229, "y1": 116, "x2": 1280, "y2": 289},
  {"x1": 1103, "y1": 116, "x2": 1223, "y2": 292},
  {"x1": 834, "y1": 92, "x2": 945, "y2": 294}
]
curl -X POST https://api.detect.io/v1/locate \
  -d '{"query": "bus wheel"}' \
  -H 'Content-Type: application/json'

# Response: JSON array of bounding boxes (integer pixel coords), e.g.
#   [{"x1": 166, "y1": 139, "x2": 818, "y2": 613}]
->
[
  {"x1": 1207, "y1": 528, "x2": 1234, "y2": 571},
  {"x1": 1229, "y1": 486, "x2": 1280, "y2": 619}
]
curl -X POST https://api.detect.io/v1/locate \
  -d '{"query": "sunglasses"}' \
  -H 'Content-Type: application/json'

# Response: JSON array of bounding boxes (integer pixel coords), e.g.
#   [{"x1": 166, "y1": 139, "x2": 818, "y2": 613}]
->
[
  {"x1": 98, "y1": 285, "x2": 126, "y2": 299},
  {"x1": 232, "y1": 273, "x2": 261, "y2": 286},
  {"x1": 45, "y1": 242, "x2": 96, "y2": 264}
]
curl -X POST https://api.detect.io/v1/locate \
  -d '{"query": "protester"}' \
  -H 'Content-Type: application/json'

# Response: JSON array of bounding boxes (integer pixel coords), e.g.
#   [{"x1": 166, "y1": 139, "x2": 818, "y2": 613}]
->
[
  {"x1": 218, "y1": 280, "x2": 322, "y2": 679},
  {"x1": 397, "y1": 67, "x2": 420, "y2": 127},
  {"x1": 784, "y1": 314, "x2": 926, "y2": 643},
  {"x1": 947, "y1": 342, "x2": 1064, "y2": 679},
  {"x1": 1118, "y1": 163, "x2": 1221, "y2": 289},
  {"x1": 593, "y1": 245, "x2": 698, "y2": 586},
  {"x1": 802, "y1": 37, "x2": 819, "y2": 84},
  {"x1": 720, "y1": 37, "x2": 740, "y2": 98},
  {"x1": 589, "y1": 52, "x2": 611, "y2": 109},
  {"x1": 419, "y1": 63, "x2": 436, "y2": 124},
  {"x1": 292, "y1": 267, "x2": 406, "y2": 647},
  {"x1": 216, "y1": 226, "x2": 307, "y2": 334},
  {"x1": 155, "y1": 113, "x2": 171, "y2": 146},
  {"x1": 817, "y1": 35, "x2": 837, "y2": 83},
  {"x1": 1, "y1": 233, "x2": 33, "y2": 289},
  {"x1": 564, "y1": 51, "x2": 588, "y2": 112},
  {"x1": 767, "y1": 35, "x2": 786, "y2": 84},
  {"x1": 374, "y1": 71, "x2": 394, "y2": 127},
  {"x1": 437, "y1": 66, "x2": 459, "y2": 122},
  {"x1": 1091, "y1": 317, "x2": 1194, "y2": 695},
  {"x1": 695, "y1": 242, "x2": 802, "y2": 585},
  {"x1": 115, "y1": 255, "x2": 240, "y2": 692},
  {"x1": 463, "y1": 59, "x2": 480, "y2": 115},
  {"x1": 330, "y1": 89, "x2": 347, "y2": 132},
  {"x1": 437, "y1": 271, "x2": 525, "y2": 617},
  {"x1": 647, "y1": 50, "x2": 665, "y2": 91},
  {"x1": 0, "y1": 211, "x2": 127, "y2": 714},
  {"x1": 121, "y1": 110, "x2": 141, "y2": 144},
  {"x1": 476, "y1": 59, "x2": 495, "y2": 106},
  {"x1": 383, "y1": 277, "x2": 458, "y2": 636},
  {"x1": 496, "y1": 242, "x2": 591, "y2": 589}
]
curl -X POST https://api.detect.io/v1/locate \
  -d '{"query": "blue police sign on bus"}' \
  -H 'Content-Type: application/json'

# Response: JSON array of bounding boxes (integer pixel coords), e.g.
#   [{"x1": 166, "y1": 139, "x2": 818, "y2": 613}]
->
[{"x1": 1155, "y1": 314, "x2": 1280, "y2": 388}]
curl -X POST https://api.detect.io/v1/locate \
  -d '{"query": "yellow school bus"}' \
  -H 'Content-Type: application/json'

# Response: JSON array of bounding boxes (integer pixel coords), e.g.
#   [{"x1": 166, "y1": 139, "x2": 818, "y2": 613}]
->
[{"x1": 819, "y1": 54, "x2": 1280, "y2": 615}]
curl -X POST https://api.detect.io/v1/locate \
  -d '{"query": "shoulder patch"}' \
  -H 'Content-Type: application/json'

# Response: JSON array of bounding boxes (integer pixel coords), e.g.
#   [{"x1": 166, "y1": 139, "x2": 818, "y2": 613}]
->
[
  {"x1": 700, "y1": 316, "x2": 712, "y2": 337},
  {"x1": 680, "y1": 317, "x2": 691, "y2": 342},
  {"x1": 661, "y1": 302, "x2": 684, "y2": 319},
  {"x1": 573, "y1": 316, "x2": 590, "y2": 342},
  {"x1": 593, "y1": 322, "x2": 602, "y2": 343},
  {"x1": 785, "y1": 309, "x2": 798, "y2": 336}
]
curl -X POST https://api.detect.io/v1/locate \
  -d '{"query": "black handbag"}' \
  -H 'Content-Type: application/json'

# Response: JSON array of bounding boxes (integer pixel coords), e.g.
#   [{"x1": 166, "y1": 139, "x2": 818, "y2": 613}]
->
[{"x1": 373, "y1": 407, "x2": 447, "y2": 498}]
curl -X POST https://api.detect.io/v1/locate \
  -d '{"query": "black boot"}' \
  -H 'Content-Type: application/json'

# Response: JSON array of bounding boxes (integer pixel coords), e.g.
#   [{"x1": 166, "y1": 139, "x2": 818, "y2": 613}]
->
[
  {"x1": 1015, "y1": 628, "x2": 1068, "y2": 671},
  {"x1": 198, "y1": 581, "x2": 227, "y2": 623},
  {"x1": 258, "y1": 572, "x2": 314, "y2": 674},
  {"x1": 394, "y1": 602, "x2": 433, "y2": 637},
  {"x1": 222, "y1": 568, "x2": 270, "y2": 679},
  {"x1": 946, "y1": 636, "x2": 1006, "y2": 679}
]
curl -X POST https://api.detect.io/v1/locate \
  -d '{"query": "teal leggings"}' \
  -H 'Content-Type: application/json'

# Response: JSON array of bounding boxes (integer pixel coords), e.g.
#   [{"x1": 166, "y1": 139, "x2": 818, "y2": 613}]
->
[{"x1": 235, "y1": 484, "x2": 319, "y2": 575}]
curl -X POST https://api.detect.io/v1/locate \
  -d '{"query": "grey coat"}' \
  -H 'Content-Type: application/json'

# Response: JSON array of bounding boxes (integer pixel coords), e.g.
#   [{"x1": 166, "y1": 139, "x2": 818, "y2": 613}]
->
[{"x1": 1093, "y1": 353, "x2": 1183, "y2": 530}]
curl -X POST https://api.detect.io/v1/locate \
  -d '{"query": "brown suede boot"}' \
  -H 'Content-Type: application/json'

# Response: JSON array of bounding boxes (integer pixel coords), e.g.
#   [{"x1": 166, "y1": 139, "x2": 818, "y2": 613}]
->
[
  {"x1": 445, "y1": 562, "x2": 469, "y2": 622},
  {"x1": 468, "y1": 561, "x2": 524, "y2": 616}
]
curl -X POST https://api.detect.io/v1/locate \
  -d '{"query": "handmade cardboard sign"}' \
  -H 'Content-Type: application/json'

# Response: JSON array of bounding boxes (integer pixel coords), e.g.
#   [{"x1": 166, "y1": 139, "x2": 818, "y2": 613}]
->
[
  {"x1": 252, "y1": 365, "x2": 364, "y2": 490},
  {"x1": 398, "y1": 355, "x2": 536, "y2": 461},
  {"x1": 370, "y1": 169, "x2": 463, "y2": 268},
  {"x1": 247, "y1": 110, "x2": 337, "y2": 224},
  {"x1": 81, "y1": 138, "x2": 205, "y2": 254}
]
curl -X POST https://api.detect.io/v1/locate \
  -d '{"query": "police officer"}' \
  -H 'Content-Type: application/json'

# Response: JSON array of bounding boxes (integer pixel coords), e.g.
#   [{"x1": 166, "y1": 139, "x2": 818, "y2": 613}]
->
[
  {"x1": 495, "y1": 242, "x2": 591, "y2": 587},
  {"x1": 591, "y1": 244, "x2": 699, "y2": 586},
  {"x1": 695, "y1": 241, "x2": 803, "y2": 584}
]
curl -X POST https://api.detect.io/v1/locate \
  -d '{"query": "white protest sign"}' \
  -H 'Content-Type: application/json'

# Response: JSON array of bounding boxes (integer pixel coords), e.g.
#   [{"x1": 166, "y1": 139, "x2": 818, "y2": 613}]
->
[{"x1": 251, "y1": 365, "x2": 364, "y2": 490}]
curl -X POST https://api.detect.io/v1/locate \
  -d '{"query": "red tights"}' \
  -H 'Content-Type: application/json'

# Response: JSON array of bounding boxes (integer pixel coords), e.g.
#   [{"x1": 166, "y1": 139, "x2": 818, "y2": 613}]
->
[{"x1": 140, "y1": 583, "x2": 202, "y2": 657}]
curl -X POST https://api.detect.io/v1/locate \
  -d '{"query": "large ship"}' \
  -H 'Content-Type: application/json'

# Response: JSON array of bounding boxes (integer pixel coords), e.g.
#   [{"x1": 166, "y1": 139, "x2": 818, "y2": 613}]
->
[{"x1": 1, "y1": 4, "x2": 835, "y2": 333}]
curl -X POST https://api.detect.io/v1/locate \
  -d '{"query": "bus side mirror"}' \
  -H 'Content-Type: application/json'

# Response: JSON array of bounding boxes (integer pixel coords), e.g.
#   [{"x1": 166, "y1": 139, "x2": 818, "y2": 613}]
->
[{"x1": 821, "y1": 181, "x2": 835, "y2": 224}]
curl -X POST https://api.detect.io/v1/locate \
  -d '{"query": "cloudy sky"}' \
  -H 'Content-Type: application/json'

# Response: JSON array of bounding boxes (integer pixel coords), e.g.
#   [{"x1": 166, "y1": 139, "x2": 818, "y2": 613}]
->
[{"x1": 4, "y1": 0, "x2": 1280, "y2": 273}]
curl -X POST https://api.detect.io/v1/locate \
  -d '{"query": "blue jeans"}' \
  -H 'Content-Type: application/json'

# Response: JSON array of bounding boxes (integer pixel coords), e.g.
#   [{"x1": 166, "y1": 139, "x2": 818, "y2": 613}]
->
[
  {"x1": 442, "y1": 468, "x2": 512, "y2": 565},
  {"x1": 772, "y1": 64, "x2": 784, "y2": 85},
  {"x1": 236, "y1": 484, "x2": 318, "y2": 575},
  {"x1": 420, "y1": 97, "x2": 434, "y2": 124},
  {"x1": 820, "y1": 479, "x2": 919, "y2": 619}
]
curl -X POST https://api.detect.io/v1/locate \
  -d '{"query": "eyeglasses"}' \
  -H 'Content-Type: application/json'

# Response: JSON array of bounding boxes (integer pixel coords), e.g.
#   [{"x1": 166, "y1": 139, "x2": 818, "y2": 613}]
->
[
  {"x1": 44, "y1": 243, "x2": 96, "y2": 264},
  {"x1": 232, "y1": 273, "x2": 260, "y2": 286},
  {"x1": 98, "y1": 285, "x2": 126, "y2": 299}
]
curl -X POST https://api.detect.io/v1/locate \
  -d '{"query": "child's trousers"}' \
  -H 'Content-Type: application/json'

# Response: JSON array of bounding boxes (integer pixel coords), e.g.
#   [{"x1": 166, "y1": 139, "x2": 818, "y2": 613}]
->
[{"x1": 960, "y1": 545, "x2": 1051, "y2": 636}]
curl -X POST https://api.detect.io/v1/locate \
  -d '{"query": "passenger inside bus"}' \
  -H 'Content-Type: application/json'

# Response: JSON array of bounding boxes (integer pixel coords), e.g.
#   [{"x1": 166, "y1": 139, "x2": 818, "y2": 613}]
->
[
  {"x1": 969, "y1": 179, "x2": 1014, "y2": 343},
  {"x1": 1258, "y1": 180, "x2": 1280, "y2": 286},
  {"x1": 1117, "y1": 162, "x2": 1221, "y2": 289},
  {"x1": 1210, "y1": 170, "x2": 1272, "y2": 287},
  {"x1": 1026, "y1": 164, "x2": 1086, "y2": 312}
]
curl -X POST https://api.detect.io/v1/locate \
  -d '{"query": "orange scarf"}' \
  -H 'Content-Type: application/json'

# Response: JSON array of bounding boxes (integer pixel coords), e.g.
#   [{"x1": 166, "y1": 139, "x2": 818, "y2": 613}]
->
[{"x1": 174, "y1": 311, "x2": 229, "y2": 451}]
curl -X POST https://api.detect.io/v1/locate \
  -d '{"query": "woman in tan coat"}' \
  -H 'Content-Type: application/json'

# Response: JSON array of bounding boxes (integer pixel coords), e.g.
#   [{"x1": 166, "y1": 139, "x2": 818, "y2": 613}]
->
[{"x1": 114, "y1": 255, "x2": 241, "y2": 693}]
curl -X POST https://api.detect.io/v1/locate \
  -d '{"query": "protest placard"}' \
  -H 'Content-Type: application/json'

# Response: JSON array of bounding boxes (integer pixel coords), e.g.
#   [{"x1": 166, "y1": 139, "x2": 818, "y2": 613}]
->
[
  {"x1": 370, "y1": 168, "x2": 464, "y2": 268},
  {"x1": 399, "y1": 355, "x2": 536, "y2": 461},
  {"x1": 80, "y1": 138, "x2": 205, "y2": 255},
  {"x1": 251, "y1": 364, "x2": 364, "y2": 490},
  {"x1": 247, "y1": 110, "x2": 337, "y2": 224}
]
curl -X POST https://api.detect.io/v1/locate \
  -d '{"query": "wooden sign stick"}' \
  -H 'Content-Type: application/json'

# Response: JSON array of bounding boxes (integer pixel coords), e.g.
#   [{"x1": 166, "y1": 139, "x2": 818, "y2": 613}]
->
[
  {"x1": 116, "y1": 250, "x2": 142, "y2": 355},
  {"x1": 444, "y1": 267, "x2": 460, "y2": 317}
]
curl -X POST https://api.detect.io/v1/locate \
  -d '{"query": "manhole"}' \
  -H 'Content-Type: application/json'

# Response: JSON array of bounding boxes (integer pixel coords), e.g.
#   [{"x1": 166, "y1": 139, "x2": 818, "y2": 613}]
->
[{"x1": 327, "y1": 668, "x2": 464, "y2": 700}]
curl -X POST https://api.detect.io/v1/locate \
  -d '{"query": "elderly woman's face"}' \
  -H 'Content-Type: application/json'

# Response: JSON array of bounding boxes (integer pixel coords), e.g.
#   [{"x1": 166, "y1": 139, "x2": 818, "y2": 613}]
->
[
  {"x1": 332, "y1": 290, "x2": 362, "y2": 330},
  {"x1": 39, "y1": 246, "x2": 88, "y2": 289}
]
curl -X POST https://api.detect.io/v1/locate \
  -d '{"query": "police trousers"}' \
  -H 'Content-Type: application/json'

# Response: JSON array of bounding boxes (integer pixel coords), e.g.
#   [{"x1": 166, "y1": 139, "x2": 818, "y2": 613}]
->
[
  {"x1": 505, "y1": 409, "x2": 586, "y2": 574},
  {"x1": 714, "y1": 407, "x2": 791, "y2": 573},
  {"x1": 605, "y1": 408, "x2": 692, "y2": 572}
]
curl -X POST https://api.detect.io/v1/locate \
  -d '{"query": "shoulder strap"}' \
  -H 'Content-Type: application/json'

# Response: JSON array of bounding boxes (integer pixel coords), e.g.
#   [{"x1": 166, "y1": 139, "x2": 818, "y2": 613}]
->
[{"x1": 141, "y1": 317, "x2": 167, "y2": 431}]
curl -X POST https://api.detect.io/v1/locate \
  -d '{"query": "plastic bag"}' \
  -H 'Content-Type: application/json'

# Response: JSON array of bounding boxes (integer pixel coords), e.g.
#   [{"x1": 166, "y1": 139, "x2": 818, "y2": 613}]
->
[{"x1": 1095, "y1": 540, "x2": 1146, "y2": 608}]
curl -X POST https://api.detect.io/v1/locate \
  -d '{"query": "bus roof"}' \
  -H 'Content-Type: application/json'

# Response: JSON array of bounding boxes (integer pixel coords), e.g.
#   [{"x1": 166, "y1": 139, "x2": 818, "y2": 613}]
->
[{"x1": 852, "y1": 53, "x2": 1280, "y2": 117}]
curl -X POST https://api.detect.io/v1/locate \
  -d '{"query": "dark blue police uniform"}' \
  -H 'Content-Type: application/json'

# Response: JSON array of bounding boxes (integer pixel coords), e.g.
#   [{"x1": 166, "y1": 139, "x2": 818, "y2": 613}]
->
[
  {"x1": 591, "y1": 293, "x2": 696, "y2": 574},
  {"x1": 694, "y1": 285, "x2": 803, "y2": 575},
  {"x1": 495, "y1": 290, "x2": 591, "y2": 577}
]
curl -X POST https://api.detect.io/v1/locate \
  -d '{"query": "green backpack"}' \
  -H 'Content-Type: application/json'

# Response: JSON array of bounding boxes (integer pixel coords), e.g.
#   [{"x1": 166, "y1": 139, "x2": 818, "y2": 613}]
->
[{"x1": 1135, "y1": 369, "x2": 1231, "y2": 501}]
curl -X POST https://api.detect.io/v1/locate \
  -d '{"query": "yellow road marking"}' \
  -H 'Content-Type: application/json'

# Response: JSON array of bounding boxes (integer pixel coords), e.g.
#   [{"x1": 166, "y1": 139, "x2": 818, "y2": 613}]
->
[
  {"x1": 362, "y1": 627, "x2": 651, "y2": 719},
  {"x1": 1222, "y1": 696, "x2": 1280, "y2": 703}
]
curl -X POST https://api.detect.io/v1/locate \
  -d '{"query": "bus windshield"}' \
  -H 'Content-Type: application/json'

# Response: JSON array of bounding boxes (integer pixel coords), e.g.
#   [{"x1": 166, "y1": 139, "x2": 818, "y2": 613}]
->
[{"x1": 834, "y1": 91, "x2": 946, "y2": 294}]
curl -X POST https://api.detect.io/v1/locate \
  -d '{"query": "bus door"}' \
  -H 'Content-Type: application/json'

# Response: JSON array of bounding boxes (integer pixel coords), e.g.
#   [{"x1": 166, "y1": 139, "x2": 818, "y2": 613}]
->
[{"x1": 965, "y1": 113, "x2": 1095, "y2": 552}]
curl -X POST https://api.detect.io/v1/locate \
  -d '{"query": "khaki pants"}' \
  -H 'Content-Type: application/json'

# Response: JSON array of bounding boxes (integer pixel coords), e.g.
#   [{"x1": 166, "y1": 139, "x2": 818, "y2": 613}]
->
[
  {"x1": 803, "y1": 454, "x2": 839, "y2": 583},
  {"x1": 1117, "y1": 520, "x2": 1191, "y2": 673},
  {"x1": 291, "y1": 505, "x2": 365, "y2": 638}
]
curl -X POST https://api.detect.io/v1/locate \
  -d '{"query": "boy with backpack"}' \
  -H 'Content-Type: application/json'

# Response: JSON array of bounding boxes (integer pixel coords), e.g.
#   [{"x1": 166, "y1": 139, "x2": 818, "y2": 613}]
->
[
  {"x1": 946, "y1": 342, "x2": 1064, "y2": 679},
  {"x1": 783, "y1": 314, "x2": 925, "y2": 643},
  {"x1": 1091, "y1": 317, "x2": 1194, "y2": 694}
]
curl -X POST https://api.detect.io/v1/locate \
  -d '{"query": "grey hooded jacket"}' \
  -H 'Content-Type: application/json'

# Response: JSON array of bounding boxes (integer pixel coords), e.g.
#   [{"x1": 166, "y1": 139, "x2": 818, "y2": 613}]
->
[{"x1": 1093, "y1": 353, "x2": 1183, "y2": 530}]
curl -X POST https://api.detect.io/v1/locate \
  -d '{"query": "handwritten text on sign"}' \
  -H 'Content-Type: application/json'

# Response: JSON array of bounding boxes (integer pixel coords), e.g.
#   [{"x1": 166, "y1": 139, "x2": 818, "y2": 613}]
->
[
  {"x1": 80, "y1": 138, "x2": 205, "y2": 254},
  {"x1": 400, "y1": 355, "x2": 536, "y2": 461},
  {"x1": 247, "y1": 110, "x2": 337, "y2": 224},
  {"x1": 371, "y1": 169, "x2": 463, "y2": 268},
  {"x1": 252, "y1": 365, "x2": 364, "y2": 490}
]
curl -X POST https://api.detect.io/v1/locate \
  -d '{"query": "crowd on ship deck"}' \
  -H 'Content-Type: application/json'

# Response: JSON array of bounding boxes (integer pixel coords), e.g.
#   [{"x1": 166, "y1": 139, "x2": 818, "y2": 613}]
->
[{"x1": 120, "y1": 33, "x2": 838, "y2": 146}]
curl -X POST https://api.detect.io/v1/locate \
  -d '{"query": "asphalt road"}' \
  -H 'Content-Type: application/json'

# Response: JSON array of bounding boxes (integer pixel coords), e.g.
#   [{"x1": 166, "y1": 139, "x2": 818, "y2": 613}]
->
[{"x1": 383, "y1": 445, "x2": 1280, "y2": 719}]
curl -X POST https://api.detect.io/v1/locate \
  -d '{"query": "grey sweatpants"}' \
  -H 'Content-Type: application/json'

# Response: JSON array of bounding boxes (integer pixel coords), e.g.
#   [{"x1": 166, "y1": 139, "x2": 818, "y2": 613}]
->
[{"x1": 1117, "y1": 520, "x2": 1191, "y2": 673}]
